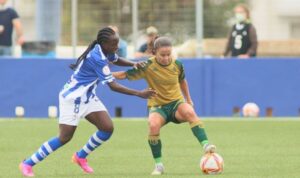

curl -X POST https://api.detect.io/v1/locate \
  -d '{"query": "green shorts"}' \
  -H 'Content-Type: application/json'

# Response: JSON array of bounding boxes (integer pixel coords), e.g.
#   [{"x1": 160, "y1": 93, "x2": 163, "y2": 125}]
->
[{"x1": 149, "y1": 100, "x2": 184, "y2": 124}]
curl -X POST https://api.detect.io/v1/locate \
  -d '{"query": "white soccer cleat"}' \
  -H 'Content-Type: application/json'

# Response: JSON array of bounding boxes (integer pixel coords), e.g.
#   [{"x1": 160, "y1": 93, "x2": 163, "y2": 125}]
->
[
  {"x1": 151, "y1": 164, "x2": 164, "y2": 175},
  {"x1": 204, "y1": 144, "x2": 216, "y2": 153}
]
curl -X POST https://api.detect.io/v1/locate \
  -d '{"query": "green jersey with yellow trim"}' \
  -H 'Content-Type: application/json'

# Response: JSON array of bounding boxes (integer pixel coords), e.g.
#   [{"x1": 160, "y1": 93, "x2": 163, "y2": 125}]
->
[{"x1": 126, "y1": 57, "x2": 185, "y2": 107}]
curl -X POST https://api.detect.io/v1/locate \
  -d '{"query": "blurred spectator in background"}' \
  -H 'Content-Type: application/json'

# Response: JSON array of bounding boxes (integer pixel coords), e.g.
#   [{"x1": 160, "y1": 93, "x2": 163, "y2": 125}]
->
[
  {"x1": 223, "y1": 4, "x2": 257, "y2": 58},
  {"x1": 135, "y1": 26, "x2": 158, "y2": 58},
  {"x1": 109, "y1": 25, "x2": 127, "y2": 58},
  {"x1": 0, "y1": 0, "x2": 24, "y2": 57}
]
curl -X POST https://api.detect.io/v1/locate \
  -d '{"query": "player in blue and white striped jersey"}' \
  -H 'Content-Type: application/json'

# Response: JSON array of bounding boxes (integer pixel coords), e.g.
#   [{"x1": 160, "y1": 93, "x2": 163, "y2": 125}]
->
[{"x1": 19, "y1": 27, "x2": 157, "y2": 177}]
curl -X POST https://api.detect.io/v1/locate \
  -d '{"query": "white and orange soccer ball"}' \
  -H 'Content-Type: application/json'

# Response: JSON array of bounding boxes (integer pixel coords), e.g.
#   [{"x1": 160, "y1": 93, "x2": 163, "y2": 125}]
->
[
  {"x1": 242, "y1": 102, "x2": 260, "y2": 117},
  {"x1": 200, "y1": 153, "x2": 224, "y2": 175}
]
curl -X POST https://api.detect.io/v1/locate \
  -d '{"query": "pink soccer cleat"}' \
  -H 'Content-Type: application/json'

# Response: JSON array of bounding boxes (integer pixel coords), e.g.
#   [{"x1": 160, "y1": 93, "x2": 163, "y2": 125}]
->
[
  {"x1": 19, "y1": 162, "x2": 34, "y2": 177},
  {"x1": 72, "y1": 153, "x2": 94, "y2": 173}
]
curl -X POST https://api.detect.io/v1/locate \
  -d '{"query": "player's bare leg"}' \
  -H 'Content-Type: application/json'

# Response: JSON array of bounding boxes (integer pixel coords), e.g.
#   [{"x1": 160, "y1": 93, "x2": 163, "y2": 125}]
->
[
  {"x1": 148, "y1": 112, "x2": 165, "y2": 175},
  {"x1": 20, "y1": 125, "x2": 76, "y2": 177},
  {"x1": 72, "y1": 111, "x2": 113, "y2": 173},
  {"x1": 58, "y1": 124, "x2": 77, "y2": 144},
  {"x1": 175, "y1": 103, "x2": 216, "y2": 153}
]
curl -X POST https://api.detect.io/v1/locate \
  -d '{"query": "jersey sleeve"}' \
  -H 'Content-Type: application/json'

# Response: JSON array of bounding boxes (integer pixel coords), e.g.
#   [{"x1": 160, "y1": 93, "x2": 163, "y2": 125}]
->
[
  {"x1": 175, "y1": 60, "x2": 185, "y2": 82},
  {"x1": 107, "y1": 53, "x2": 119, "y2": 63},
  {"x1": 91, "y1": 58, "x2": 115, "y2": 85},
  {"x1": 126, "y1": 67, "x2": 146, "y2": 80},
  {"x1": 9, "y1": 8, "x2": 19, "y2": 20}
]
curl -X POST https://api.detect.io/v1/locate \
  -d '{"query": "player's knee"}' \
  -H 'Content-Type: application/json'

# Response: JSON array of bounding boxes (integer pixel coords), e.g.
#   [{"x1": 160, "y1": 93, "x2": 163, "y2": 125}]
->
[
  {"x1": 148, "y1": 120, "x2": 161, "y2": 133},
  {"x1": 183, "y1": 110, "x2": 197, "y2": 120},
  {"x1": 100, "y1": 123, "x2": 114, "y2": 133},
  {"x1": 96, "y1": 118, "x2": 114, "y2": 137}
]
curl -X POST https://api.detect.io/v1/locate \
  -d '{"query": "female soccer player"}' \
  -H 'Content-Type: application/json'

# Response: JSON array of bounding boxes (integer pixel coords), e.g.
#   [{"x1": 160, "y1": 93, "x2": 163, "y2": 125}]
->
[
  {"x1": 113, "y1": 37, "x2": 216, "y2": 175},
  {"x1": 19, "y1": 27, "x2": 156, "y2": 177}
]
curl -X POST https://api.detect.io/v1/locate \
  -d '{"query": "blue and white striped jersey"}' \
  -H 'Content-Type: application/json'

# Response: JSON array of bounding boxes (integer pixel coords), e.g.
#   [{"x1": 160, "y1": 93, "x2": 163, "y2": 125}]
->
[{"x1": 60, "y1": 44, "x2": 118, "y2": 102}]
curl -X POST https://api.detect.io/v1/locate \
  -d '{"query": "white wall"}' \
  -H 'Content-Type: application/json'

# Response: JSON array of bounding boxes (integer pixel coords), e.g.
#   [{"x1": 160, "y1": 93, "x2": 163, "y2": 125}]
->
[{"x1": 250, "y1": 0, "x2": 300, "y2": 40}]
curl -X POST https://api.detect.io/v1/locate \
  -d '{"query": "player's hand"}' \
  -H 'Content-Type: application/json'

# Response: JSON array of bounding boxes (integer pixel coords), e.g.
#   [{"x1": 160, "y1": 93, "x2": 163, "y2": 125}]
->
[
  {"x1": 137, "y1": 88, "x2": 157, "y2": 99},
  {"x1": 133, "y1": 61, "x2": 148, "y2": 69}
]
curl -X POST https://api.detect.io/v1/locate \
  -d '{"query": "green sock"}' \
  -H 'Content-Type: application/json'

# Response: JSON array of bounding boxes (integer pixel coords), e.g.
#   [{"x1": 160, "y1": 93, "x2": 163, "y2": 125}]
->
[
  {"x1": 154, "y1": 157, "x2": 162, "y2": 164},
  {"x1": 191, "y1": 121, "x2": 209, "y2": 146},
  {"x1": 148, "y1": 135, "x2": 162, "y2": 163}
]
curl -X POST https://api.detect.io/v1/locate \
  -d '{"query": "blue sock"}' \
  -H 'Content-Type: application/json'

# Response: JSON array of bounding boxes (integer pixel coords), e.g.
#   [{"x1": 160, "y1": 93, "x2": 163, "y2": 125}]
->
[
  {"x1": 77, "y1": 131, "x2": 112, "y2": 158},
  {"x1": 24, "y1": 137, "x2": 62, "y2": 166}
]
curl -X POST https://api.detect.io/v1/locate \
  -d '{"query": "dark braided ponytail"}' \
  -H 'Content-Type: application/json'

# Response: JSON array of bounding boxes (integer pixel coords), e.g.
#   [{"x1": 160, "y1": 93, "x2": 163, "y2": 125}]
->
[{"x1": 70, "y1": 27, "x2": 116, "y2": 70}]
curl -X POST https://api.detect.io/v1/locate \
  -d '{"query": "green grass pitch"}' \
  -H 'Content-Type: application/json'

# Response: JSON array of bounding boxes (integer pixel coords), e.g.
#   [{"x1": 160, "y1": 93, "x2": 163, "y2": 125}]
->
[{"x1": 1, "y1": 118, "x2": 300, "y2": 178}]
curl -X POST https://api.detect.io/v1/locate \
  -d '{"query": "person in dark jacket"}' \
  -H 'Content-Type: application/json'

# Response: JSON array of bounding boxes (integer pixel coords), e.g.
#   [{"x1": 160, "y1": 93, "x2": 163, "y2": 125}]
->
[{"x1": 223, "y1": 4, "x2": 258, "y2": 58}]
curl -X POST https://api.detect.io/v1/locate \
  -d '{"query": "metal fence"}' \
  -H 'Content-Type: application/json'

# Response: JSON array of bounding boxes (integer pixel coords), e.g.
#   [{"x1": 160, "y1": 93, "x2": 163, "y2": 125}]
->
[
  {"x1": 3, "y1": 1, "x2": 300, "y2": 61},
  {"x1": 11, "y1": 0, "x2": 238, "y2": 57}
]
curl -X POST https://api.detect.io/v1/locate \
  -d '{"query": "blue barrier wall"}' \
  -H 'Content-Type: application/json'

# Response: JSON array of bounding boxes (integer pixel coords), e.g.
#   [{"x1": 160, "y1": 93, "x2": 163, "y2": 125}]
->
[{"x1": 1, "y1": 58, "x2": 300, "y2": 117}]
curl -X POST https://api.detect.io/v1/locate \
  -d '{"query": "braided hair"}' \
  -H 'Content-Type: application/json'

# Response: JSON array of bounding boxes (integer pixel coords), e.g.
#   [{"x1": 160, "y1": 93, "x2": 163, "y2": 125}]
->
[{"x1": 70, "y1": 27, "x2": 116, "y2": 70}]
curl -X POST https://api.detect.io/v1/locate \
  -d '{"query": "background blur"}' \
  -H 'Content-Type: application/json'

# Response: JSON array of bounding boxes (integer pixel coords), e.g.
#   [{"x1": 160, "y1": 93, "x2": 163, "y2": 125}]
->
[
  {"x1": 1, "y1": 0, "x2": 300, "y2": 118},
  {"x1": 8, "y1": 0, "x2": 300, "y2": 58}
]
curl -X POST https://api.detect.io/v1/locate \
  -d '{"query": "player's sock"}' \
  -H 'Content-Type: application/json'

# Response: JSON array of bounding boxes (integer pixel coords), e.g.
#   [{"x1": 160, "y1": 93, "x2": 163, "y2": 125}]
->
[
  {"x1": 23, "y1": 137, "x2": 62, "y2": 166},
  {"x1": 190, "y1": 120, "x2": 209, "y2": 146},
  {"x1": 148, "y1": 135, "x2": 162, "y2": 163},
  {"x1": 154, "y1": 157, "x2": 162, "y2": 164},
  {"x1": 77, "y1": 130, "x2": 112, "y2": 158}
]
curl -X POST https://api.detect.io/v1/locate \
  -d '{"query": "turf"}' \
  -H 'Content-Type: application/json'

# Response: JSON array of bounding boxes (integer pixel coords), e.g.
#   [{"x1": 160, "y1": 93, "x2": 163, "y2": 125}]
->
[{"x1": 1, "y1": 118, "x2": 300, "y2": 178}]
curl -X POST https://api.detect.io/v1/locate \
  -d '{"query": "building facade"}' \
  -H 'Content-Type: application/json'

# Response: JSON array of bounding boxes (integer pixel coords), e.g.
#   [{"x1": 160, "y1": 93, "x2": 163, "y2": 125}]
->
[{"x1": 250, "y1": 0, "x2": 300, "y2": 40}]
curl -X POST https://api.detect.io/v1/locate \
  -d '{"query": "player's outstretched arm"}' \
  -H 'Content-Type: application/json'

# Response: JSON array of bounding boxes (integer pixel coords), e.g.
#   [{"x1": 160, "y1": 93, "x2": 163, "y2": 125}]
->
[
  {"x1": 112, "y1": 71, "x2": 127, "y2": 80},
  {"x1": 180, "y1": 79, "x2": 194, "y2": 106},
  {"x1": 113, "y1": 57, "x2": 147, "y2": 69},
  {"x1": 113, "y1": 57, "x2": 135, "y2": 66},
  {"x1": 108, "y1": 81, "x2": 156, "y2": 99}
]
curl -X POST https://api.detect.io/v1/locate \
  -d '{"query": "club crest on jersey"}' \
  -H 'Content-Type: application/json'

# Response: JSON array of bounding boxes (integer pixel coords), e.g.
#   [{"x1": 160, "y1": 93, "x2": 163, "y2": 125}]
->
[{"x1": 102, "y1": 65, "x2": 111, "y2": 75}]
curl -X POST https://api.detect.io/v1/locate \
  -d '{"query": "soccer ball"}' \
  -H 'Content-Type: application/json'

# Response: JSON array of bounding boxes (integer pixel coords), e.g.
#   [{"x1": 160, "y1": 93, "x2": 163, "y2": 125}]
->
[
  {"x1": 200, "y1": 153, "x2": 224, "y2": 175},
  {"x1": 242, "y1": 102, "x2": 260, "y2": 117}
]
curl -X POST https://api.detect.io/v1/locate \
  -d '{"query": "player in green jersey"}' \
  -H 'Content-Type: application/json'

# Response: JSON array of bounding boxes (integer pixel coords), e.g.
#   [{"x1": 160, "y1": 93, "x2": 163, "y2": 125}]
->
[{"x1": 113, "y1": 37, "x2": 216, "y2": 175}]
